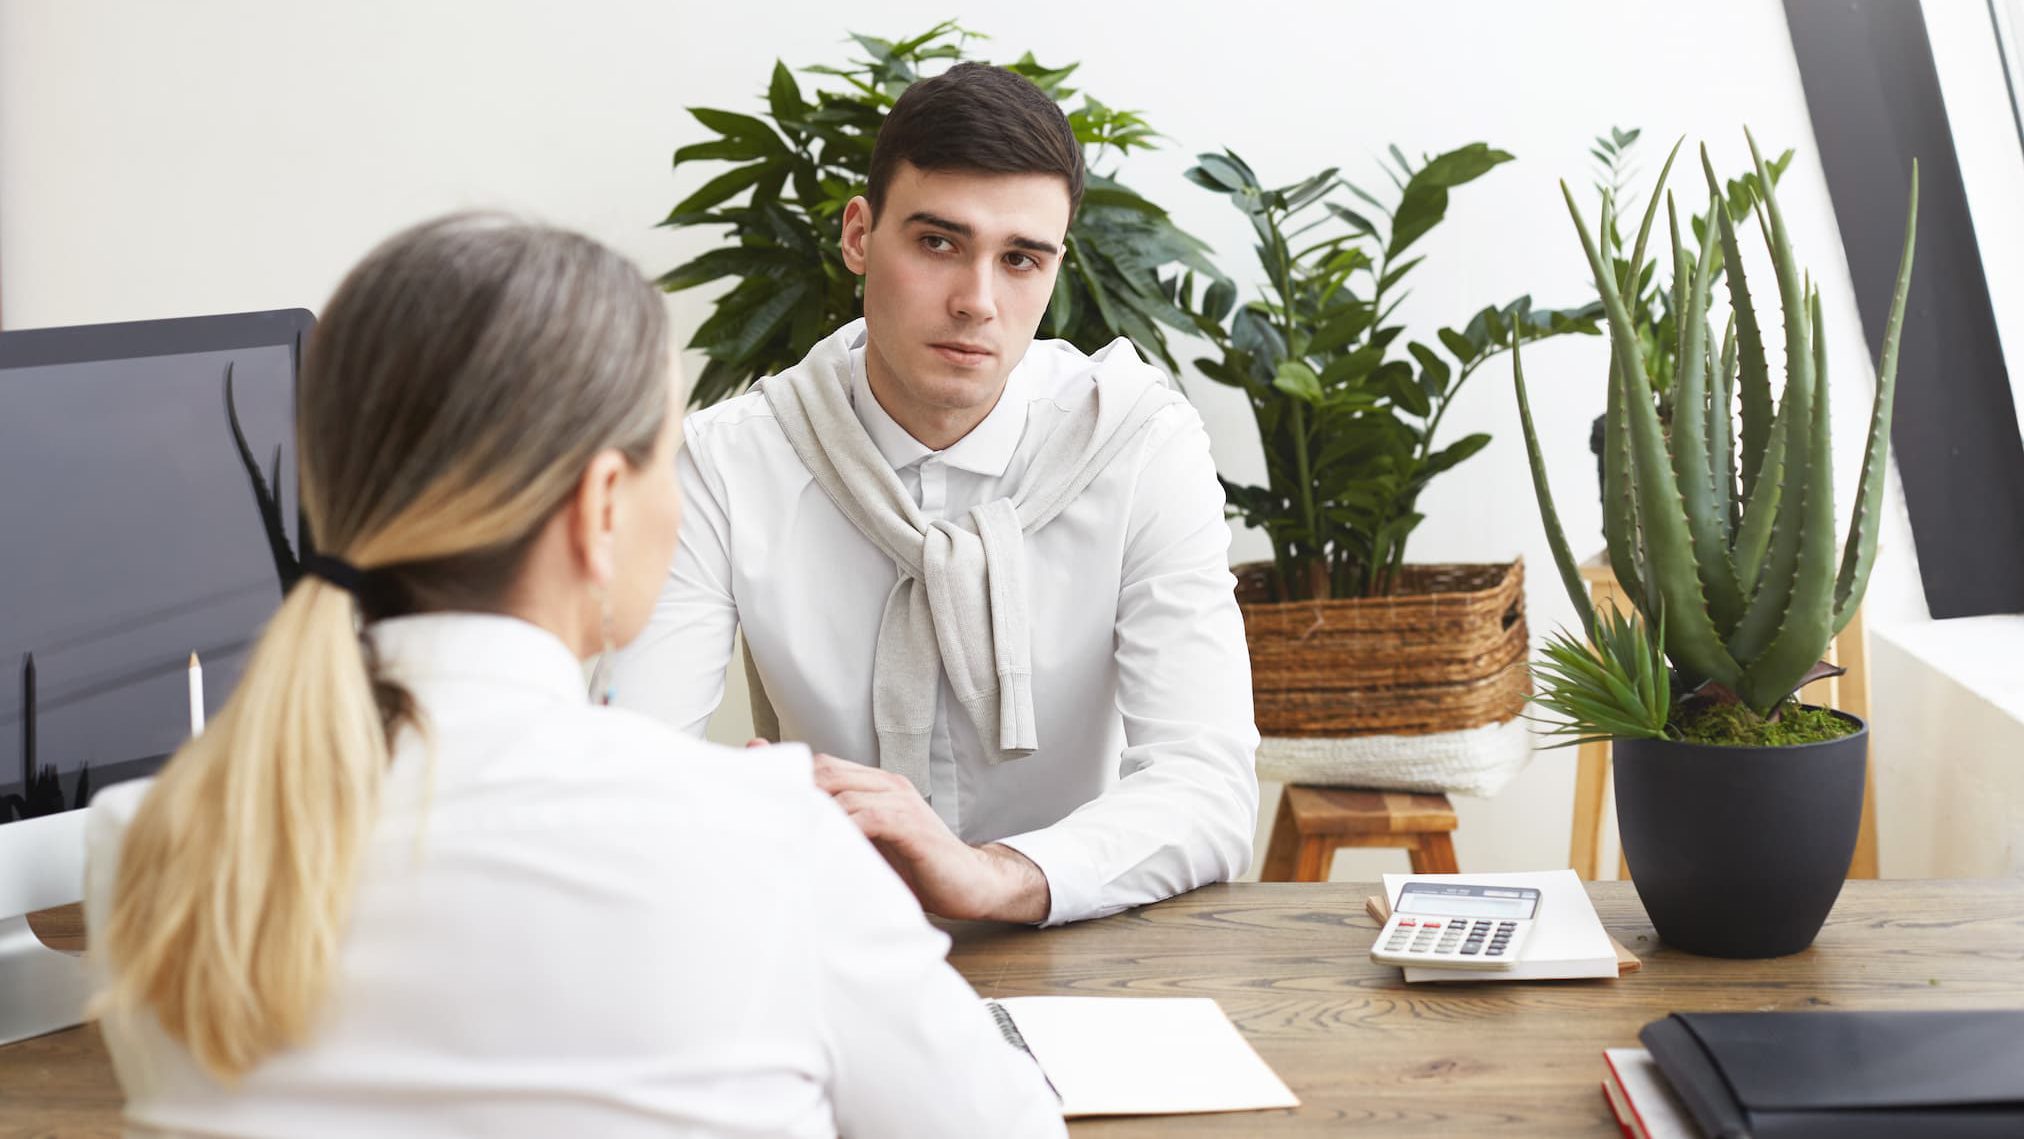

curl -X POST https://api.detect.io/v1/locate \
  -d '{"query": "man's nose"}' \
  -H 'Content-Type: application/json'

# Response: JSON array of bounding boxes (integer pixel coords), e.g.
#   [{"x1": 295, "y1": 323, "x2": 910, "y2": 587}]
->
[{"x1": 948, "y1": 257, "x2": 997, "y2": 323}]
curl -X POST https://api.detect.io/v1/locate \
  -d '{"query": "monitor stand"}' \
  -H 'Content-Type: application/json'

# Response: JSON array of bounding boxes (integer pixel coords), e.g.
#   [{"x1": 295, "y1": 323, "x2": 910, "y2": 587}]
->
[{"x1": 0, "y1": 914, "x2": 92, "y2": 1046}]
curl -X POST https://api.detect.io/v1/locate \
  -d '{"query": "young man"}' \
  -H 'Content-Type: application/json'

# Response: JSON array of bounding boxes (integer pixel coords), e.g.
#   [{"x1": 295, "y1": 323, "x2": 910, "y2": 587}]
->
[{"x1": 615, "y1": 62, "x2": 1259, "y2": 925}]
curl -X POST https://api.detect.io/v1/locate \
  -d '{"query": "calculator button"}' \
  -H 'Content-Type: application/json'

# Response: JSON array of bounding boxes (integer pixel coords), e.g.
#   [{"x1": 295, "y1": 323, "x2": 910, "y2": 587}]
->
[{"x1": 1459, "y1": 944, "x2": 1482, "y2": 955}]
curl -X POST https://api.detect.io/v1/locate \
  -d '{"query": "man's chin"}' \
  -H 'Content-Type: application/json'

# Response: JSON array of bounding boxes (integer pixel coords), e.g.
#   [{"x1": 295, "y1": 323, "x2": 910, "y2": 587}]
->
[{"x1": 911, "y1": 359, "x2": 1012, "y2": 406}]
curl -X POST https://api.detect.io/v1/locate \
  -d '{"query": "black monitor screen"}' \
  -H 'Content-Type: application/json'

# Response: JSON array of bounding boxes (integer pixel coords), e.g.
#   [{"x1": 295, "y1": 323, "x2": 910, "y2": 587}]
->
[{"x1": 0, "y1": 310, "x2": 307, "y2": 823}]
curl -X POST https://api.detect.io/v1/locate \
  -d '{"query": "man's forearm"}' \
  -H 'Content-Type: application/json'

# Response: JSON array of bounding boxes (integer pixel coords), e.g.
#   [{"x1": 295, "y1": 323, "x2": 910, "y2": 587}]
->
[{"x1": 972, "y1": 843, "x2": 1051, "y2": 924}]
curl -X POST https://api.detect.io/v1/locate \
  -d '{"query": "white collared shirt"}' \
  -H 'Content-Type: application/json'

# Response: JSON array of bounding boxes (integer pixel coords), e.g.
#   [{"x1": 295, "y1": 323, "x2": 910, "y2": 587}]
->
[
  {"x1": 614, "y1": 328, "x2": 1261, "y2": 925},
  {"x1": 84, "y1": 613, "x2": 1064, "y2": 1139}
]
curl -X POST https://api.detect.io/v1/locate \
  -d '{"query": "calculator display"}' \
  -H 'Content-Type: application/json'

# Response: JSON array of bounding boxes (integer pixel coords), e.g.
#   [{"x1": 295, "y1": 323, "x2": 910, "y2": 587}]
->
[{"x1": 1396, "y1": 884, "x2": 1540, "y2": 919}]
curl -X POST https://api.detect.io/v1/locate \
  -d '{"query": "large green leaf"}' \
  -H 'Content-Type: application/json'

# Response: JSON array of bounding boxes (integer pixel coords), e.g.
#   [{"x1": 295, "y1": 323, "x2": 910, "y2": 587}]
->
[
  {"x1": 1565, "y1": 180, "x2": 1742, "y2": 690},
  {"x1": 1511, "y1": 332, "x2": 1597, "y2": 631},
  {"x1": 1834, "y1": 163, "x2": 1918, "y2": 633},
  {"x1": 655, "y1": 246, "x2": 809, "y2": 292},
  {"x1": 690, "y1": 107, "x2": 782, "y2": 146},
  {"x1": 767, "y1": 61, "x2": 806, "y2": 128},
  {"x1": 666, "y1": 162, "x2": 779, "y2": 219},
  {"x1": 1388, "y1": 144, "x2": 1514, "y2": 258},
  {"x1": 1706, "y1": 149, "x2": 1775, "y2": 498}
]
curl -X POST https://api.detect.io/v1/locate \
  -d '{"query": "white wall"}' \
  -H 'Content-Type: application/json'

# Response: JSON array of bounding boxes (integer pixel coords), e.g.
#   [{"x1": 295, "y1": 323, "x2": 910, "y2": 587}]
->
[{"x1": 2, "y1": 0, "x2": 1953, "y2": 879}]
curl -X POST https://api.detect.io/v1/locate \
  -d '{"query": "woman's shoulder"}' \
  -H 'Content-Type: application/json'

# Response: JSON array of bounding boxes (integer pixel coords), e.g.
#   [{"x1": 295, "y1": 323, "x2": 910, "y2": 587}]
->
[
  {"x1": 417, "y1": 700, "x2": 834, "y2": 844},
  {"x1": 576, "y1": 704, "x2": 815, "y2": 793}
]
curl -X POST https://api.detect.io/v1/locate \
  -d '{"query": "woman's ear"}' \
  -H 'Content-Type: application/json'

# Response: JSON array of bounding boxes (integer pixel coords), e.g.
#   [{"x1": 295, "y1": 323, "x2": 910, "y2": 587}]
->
[{"x1": 569, "y1": 449, "x2": 630, "y2": 587}]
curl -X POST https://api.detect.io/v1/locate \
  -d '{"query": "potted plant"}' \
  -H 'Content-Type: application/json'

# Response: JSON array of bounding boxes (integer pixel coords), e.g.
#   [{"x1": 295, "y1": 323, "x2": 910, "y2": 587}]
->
[
  {"x1": 1514, "y1": 133, "x2": 1918, "y2": 957},
  {"x1": 656, "y1": 21, "x2": 1223, "y2": 406},
  {"x1": 1184, "y1": 146, "x2": 1599, "y2": 795}
]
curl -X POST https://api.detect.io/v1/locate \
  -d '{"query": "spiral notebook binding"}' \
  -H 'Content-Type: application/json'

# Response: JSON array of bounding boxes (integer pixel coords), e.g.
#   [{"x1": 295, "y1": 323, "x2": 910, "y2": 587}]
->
[
  {"x1": 984, "y1": 1000, "x2": 1062, "y2": 1105},
  {"x1": 986, "y1": 1000, "x2": 1034, "y2": 1056}
]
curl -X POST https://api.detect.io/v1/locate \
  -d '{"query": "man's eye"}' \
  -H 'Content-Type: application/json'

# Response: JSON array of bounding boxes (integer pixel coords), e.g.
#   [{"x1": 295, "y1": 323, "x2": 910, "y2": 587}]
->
[
  {"x1": 921, "y1": 235, "x2": 954, "y2": 253},
  {"x1": 1006, "y1": 253, "x2": 1039, "y2": 271}
]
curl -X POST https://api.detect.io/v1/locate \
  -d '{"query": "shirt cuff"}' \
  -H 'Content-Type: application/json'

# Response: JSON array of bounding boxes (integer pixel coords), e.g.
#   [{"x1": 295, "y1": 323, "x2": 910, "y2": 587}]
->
[{"x1": 993, "y1": 825, "x2": 1099, "y2": 928}]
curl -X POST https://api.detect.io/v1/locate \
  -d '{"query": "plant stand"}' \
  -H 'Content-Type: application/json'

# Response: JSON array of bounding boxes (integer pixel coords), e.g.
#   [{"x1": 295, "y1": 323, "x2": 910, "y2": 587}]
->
[{"x1": 1259, "y1": 787, "x2": 1459, "y2": 882}]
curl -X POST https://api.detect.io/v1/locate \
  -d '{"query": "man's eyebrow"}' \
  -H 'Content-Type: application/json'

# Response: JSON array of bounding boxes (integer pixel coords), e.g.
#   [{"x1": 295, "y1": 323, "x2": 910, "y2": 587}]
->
[
  {"x1": 1007, "y1": 235, "x2": 1062, "y2": 256},
  {"x1": 904, "y1": 211, "x2": 1061, "y2": 257}
]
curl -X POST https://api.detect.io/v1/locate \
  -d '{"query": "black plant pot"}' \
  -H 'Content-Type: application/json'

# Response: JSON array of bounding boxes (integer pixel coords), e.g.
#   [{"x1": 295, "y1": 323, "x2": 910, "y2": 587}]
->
[{"x1": 1613, "y1": 714, "x2": 1868, "y2": 959}]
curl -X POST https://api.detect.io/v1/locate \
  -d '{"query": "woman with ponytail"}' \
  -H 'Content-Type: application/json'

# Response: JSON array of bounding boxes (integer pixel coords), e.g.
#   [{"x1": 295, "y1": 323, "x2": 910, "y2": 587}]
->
[{"x1": 83, "y1": 215, "x2": 1064, "y2": 1138}]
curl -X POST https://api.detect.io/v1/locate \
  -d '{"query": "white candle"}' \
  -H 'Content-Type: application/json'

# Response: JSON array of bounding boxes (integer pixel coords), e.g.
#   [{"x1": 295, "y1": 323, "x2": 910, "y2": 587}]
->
[{"x1": 188, "y1": 652, "x2": 205, "y2": 736}]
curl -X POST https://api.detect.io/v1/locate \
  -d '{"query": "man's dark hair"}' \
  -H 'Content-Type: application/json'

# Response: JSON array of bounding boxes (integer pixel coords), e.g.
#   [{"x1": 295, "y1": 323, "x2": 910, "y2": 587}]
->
[{"x1": 866, "y1": 61, "x2": 1085, "y2": 223}]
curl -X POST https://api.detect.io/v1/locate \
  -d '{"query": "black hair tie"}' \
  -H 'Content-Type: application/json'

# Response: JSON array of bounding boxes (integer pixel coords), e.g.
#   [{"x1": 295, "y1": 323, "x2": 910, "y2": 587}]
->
[{"x1": 301, "y1": 554, "x2": 368, "y2": 600}]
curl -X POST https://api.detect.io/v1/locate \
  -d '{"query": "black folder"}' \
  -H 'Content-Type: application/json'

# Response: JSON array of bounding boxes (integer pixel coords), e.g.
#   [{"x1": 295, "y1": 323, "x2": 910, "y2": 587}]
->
[{"x1": 1639, "y1": 1011, "x2": 2024, "y2": 1138}]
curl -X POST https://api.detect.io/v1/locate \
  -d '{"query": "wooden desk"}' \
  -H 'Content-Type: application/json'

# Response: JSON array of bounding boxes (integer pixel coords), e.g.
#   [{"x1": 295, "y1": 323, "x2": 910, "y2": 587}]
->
[{"x1": 7, "y1": 880, "x2": 2022, "y2": 1138}]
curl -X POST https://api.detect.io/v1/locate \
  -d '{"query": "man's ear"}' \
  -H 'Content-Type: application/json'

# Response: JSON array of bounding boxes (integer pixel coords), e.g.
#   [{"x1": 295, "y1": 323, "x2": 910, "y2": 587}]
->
[
  {"x1": 569, "y1": 449, "x2": 629, "y2": 588},
  {"x1": 840, "y1": 195, "x2": 873, "y2": 275}
]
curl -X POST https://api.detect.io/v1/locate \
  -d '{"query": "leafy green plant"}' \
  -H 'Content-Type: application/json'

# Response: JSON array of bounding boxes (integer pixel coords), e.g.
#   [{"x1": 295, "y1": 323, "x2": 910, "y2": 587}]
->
[
  {"x1": 657, "y1": 21, "x2": 1222, "y2": 407},
  {"x1": 1185, "y1": 146, "x2": 1601, "y2": 600},
  {"x1": 1516, "y1": 131, "x2": 1919, "y2": 739}
]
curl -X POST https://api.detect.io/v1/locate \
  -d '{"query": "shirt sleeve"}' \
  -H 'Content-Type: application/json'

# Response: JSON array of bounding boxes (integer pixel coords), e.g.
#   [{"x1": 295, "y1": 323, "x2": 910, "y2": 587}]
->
[
  {"x1": 609, "y1": 420, "x2": 741, "y2": 739},
  {"x1": 995, "y1": 405, "x2": 1261, "y2": 925},
  {"x1": 808, "y1": 798, "x2": 1066, "y2": 1139}
]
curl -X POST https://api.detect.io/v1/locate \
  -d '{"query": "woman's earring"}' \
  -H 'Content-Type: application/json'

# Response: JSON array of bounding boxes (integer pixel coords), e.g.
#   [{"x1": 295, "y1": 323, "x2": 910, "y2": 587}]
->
[{"x1": 589, "y1": 585, "x2": 617, "y2": 706}]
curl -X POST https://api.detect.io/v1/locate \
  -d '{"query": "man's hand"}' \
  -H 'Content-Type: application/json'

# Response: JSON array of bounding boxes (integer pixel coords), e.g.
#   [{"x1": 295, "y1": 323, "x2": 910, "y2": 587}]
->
[{"x1": 811, "y1": 753, "x2": 1051, "y2": 923}]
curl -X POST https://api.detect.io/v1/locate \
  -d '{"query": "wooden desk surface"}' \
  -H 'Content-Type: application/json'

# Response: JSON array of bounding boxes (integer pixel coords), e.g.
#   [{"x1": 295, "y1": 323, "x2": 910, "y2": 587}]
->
[{"x1": 6, "y1": 879, "x2": 2022, "y2": 1138}]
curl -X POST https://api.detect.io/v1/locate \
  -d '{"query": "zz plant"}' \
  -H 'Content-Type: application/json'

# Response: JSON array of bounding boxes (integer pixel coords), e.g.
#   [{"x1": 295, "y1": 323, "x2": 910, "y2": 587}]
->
[
  {"x1": 1187, "y1": 145, "x2": 1600, "y2": 601},
  {"x1": 1516, "y1": 132, "x2": 1918, "y2": 743}
]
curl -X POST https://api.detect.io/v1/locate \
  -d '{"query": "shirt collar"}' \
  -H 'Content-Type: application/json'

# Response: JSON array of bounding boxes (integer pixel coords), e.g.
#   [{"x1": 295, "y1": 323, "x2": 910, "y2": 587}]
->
[
  {"x1": 368, "y1": 612, "x2": 587, "y2": 705},
  {"x1": 847, "y1": 334, "x2": 1028, "y2": 478}
]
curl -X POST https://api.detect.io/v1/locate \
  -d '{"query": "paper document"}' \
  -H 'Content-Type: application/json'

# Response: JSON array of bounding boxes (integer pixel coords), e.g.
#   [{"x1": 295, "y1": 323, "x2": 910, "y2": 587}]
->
[
  {"x1": 1381, "y1": 869, "x2": 1618, "y2": 982},
  {"x1": 987, "y1": 996, "x2": 1299, "y2": 1118}
]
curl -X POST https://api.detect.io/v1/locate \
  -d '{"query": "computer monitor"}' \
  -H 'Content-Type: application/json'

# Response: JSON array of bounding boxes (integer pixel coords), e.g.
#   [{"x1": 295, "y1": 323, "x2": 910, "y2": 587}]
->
[{"x1": 0, "y1": 308, "x2": 308, "y2": 1044}]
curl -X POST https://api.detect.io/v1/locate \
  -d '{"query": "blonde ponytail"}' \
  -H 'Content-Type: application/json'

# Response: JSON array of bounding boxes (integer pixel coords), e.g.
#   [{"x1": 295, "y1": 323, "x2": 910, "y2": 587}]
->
[
  {"x1": 98, "y1": 579, "x2": 388, "y2": 1077},
  {"x1": 92, "y1": 213, "x2": 668, "y2": 1080}
]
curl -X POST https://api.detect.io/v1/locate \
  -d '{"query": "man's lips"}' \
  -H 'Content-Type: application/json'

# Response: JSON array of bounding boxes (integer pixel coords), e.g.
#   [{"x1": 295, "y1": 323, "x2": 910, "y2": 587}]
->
[{"x1": 930, "y1": 342, "x2": 994, "y2": 366}]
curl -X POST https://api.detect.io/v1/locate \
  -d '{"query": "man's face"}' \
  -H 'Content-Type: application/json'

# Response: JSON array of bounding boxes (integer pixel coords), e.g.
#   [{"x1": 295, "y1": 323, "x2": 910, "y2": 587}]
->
[{"x1": 840, "y1": 162, "x2": 1071, "y2": 428}]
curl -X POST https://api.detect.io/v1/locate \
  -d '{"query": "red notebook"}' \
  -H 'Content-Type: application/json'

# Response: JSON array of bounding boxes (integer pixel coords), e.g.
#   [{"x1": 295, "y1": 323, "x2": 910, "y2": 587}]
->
[{"x1": 1601, "y1": 1047, "x2": 1697, "y2": 1139}]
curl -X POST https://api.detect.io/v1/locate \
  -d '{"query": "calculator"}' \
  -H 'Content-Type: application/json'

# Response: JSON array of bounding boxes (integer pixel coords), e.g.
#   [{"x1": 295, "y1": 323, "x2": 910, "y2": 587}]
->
[{"x1": 1370, "y1": 881, "x2": 1541, "y2": 970}]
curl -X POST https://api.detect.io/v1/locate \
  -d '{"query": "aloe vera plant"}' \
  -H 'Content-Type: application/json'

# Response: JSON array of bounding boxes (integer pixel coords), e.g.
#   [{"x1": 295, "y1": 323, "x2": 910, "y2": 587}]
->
[{"x1": 1515, "y1": 131, "x2": 1918, "y2": 725}]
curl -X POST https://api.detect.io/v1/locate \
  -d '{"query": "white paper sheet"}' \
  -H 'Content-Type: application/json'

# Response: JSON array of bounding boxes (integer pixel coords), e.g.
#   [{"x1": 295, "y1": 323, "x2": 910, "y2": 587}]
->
[{"x1": 990, "y1": 996, "x2": 1300, "y2": 1118}]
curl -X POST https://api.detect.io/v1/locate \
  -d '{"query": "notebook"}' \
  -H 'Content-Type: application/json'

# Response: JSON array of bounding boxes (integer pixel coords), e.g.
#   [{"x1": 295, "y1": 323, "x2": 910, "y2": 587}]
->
[
  {"x1": 984, "y1": 996, "x2": 1299, "y2": 1118},
  {"x1": 1603, "y1": 1047, "x2": 1699, "y2": 1139},
  {"x1": 1640, "y1": 1010, "x2": 2024, "y2": 1138},
  {"x1": 1379, "y1": 870, "x2": 1619, "y2": 982}
]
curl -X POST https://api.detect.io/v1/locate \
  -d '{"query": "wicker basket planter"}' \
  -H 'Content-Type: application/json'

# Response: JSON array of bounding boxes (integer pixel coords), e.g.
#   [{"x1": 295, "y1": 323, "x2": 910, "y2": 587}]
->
[{"x1": 1236, "y1": 559, "x2": 1532, "y2": 795}]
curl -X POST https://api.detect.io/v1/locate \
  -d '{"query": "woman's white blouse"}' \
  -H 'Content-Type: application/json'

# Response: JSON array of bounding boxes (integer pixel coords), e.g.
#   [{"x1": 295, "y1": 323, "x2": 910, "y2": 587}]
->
[{"x1": 84, "y1": 613, "x2": 1063, "y2": 1139}]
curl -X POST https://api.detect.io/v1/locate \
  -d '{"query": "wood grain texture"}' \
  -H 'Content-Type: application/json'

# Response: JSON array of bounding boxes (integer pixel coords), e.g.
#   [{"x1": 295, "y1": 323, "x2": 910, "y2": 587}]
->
[
  {"x1": 5, "y1": 881, "x2": 2020, "y2": 1138},
  {"x1": 946, "y1": 879, "x2": 2024, "y2": 1136},
  {"x1": 25, "y1": 905, "x2": 85, "y2": 954}
]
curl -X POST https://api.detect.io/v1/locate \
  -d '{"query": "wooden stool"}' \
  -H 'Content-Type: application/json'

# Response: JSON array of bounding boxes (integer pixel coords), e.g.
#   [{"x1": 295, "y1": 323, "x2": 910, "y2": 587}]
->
[
  {"x1": 1569, "y1": 553, "x2": 1880, "y2": 880},
  {"x1": 1260, "y1": 786, "x2": 1460, "y2": 882}
]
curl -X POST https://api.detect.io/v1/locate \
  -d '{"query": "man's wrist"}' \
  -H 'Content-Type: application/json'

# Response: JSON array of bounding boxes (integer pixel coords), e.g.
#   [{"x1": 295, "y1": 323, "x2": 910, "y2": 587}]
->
[{"x1": 975, "y1": 842, "x2": 1052, "y2": 924}]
